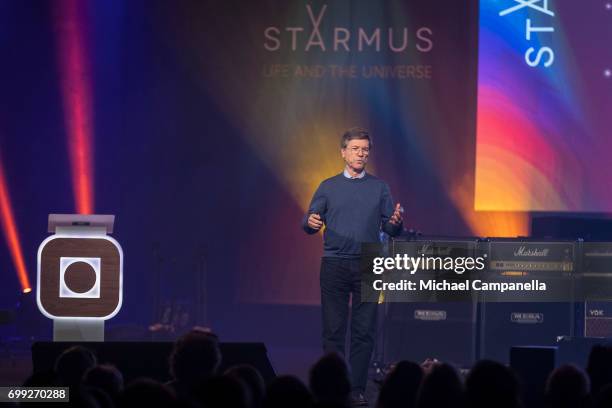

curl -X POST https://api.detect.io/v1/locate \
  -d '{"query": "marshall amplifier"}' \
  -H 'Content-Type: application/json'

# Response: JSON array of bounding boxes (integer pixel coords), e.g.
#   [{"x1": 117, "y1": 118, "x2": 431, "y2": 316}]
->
[
  {"x1": 477, "y1": 240, "x2": 576, "y2": 364},
  {"x1": 381, "y1": 238, "x2": 479, "y2": 367},
  {"x1": 582, "y1": 242, "x2": 612, "y2": 338}
]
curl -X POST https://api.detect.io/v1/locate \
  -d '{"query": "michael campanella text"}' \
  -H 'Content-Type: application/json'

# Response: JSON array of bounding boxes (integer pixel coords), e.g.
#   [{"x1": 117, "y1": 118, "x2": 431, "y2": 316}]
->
[{"x1": 372, "y1": 279, "x2": 547, "y2": 292}]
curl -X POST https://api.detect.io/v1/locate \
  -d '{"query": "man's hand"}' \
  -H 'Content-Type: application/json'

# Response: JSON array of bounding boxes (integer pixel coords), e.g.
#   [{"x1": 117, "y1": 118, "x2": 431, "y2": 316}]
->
[
  {"x1": 389, "y1": 203, "x2": 403, "y2": 225},
  {"x1": 307, "y1": 213, "x2": 324, "y2": 231}
]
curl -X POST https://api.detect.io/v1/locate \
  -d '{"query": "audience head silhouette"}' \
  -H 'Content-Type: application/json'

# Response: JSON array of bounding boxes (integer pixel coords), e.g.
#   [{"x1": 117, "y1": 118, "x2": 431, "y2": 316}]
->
[
  {"x1": 376, "y1": 360, "x2": 423, "y2": 408},
  {"x1": 466, "y1": 360, "x2": 521, "y2": 408},
  {"x1": 54, "y1": 345, "x2": 97, "y2": 389},
  {"x1": 225, "y1": 364, "x2": 266, "y2": 408},
  {"x1": 264, "y1": 375, "x2": 313, "y2": 408},
  {"x1": 416, "y1": 362, "x2": 464, "y2": 408},
  {"x1": 309, "y1": 352, "x2": 351, "y2": 407},
  {"x1": 545, "y1": 364, "x2": 590, "y2": 408},
  {"x1": 83, "y1": 364, "x2": 124, "y2": 402},
  {"x1": 587, "y1": 344, "x2": 612, "y2": 396},
  {"x1": 169, "y1": 329, "x2": 221, "y2": 385}
]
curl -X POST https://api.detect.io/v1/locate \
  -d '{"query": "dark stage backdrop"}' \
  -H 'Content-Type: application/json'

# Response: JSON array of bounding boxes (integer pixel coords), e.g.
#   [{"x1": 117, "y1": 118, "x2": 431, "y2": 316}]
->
[{"x1": 0, "y1": 0, "x2": 530, "y2": 340}]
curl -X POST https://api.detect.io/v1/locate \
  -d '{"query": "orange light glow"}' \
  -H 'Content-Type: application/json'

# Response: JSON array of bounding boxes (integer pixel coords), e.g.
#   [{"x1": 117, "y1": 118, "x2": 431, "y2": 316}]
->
[{"x1": 450, "y1": 172, "x2": 530, "y2": 237}]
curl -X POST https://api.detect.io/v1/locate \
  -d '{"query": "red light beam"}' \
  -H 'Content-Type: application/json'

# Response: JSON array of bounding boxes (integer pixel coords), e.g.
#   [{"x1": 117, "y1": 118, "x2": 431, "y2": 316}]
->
[
  {"x1": 0, "y1": 158, "x2": 31, "y2": 292},
  {"x1": 54, "y1": 0, "x2": 95, "y2": 214}
]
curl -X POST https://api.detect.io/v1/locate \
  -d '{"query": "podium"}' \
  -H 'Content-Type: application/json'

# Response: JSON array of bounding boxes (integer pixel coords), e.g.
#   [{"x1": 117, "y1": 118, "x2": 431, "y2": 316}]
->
[{"x1": 36, "y1": 214, "x2": 123, "y2": 341}]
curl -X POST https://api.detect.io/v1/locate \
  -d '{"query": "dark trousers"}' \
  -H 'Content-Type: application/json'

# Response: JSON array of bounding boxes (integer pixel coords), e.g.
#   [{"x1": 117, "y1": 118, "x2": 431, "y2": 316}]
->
[{"x1": 320, "y1": 257, "x2": 378, "y2": 393}]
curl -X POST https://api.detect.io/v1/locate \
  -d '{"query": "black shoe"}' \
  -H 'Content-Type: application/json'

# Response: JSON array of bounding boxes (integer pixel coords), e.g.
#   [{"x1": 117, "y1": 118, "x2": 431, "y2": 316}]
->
[{"x1": 351, "y1": 392, "x2": 369, "y2": 407}]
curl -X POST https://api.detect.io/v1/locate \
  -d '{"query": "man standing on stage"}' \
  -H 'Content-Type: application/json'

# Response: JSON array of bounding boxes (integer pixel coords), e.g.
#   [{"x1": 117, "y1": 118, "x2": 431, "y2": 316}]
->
[{"x1": 302, "y1": 127, "x2": 403, "y2": 406}]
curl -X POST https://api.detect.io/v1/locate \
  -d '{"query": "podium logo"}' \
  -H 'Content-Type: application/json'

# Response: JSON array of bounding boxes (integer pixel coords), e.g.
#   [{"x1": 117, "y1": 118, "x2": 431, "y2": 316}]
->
[
  {"x1": 37, "y1": 236, "x2": 123, "y2": 320},
  {"x1": 59, "y1": 257, "x2": 101, "y2": 299}
]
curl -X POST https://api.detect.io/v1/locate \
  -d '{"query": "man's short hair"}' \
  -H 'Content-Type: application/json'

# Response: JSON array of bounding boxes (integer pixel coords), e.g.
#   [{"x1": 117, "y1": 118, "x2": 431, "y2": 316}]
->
[{"x1": 341, "y1": 127, "x2": 372, "y2": 149}]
